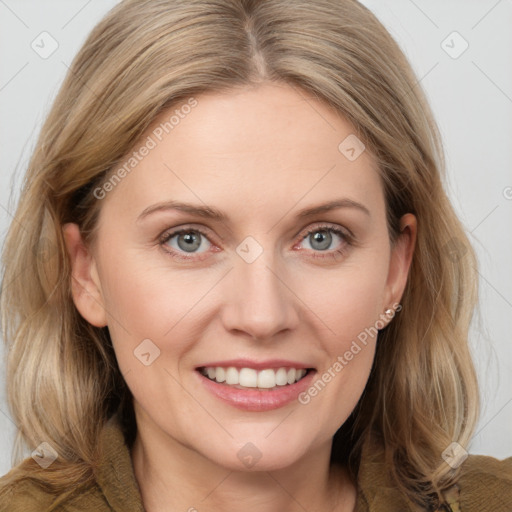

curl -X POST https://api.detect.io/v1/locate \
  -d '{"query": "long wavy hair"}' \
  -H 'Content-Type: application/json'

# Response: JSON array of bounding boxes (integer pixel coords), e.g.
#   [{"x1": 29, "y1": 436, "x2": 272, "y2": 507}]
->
[{"x1": 0, "y1": 0, "x2": 479, "y2": 509}]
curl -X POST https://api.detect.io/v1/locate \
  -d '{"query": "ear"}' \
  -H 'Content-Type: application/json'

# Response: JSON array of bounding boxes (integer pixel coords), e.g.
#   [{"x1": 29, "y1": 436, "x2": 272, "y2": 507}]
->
[
  {"x1": 62, "y1": 223, "x2": 108, "y2": 327},
  {"x1": 382, "y1": 213, "x2": 417, "y2": 310}
]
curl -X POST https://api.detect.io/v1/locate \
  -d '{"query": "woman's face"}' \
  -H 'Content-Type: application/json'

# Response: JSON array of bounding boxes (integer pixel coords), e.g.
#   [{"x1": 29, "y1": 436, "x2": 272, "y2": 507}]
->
[{"x1": 65, "y1": 82, "x2": 415, "y2": 471}]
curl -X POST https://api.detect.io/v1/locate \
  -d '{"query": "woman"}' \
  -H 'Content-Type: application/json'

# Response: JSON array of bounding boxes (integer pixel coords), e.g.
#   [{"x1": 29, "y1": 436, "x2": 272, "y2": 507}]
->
[{"x1": 1, "y1": 0, "x2": 511, "y2": 511}]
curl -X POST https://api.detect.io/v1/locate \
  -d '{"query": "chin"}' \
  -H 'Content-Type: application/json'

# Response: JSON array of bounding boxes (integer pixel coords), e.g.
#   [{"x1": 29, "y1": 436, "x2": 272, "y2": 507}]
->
[{"x1": 196, "y1": 434, "x2": 312, "y2": 472}]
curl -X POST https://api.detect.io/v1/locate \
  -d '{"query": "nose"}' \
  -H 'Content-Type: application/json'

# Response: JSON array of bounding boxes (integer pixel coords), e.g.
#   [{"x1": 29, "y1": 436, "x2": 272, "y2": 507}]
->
[{"x1": 220, "y1": 246, "x2": 300, "y2": 341}]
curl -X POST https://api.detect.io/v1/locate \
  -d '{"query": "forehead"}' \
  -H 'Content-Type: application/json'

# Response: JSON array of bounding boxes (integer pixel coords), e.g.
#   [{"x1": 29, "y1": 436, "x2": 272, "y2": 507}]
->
[{"x1": 101, "y1": 82, "x2": 384, "y2": 222}]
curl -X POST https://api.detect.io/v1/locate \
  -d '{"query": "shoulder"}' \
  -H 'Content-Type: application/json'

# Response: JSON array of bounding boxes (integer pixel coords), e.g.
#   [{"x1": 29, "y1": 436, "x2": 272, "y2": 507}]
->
[
  {"x1": 0, "y1": 411, "x2": 143, "y2": 512},
  {"x1": 0, "y1": 476, "x2": 110, "y2": 512},
  {"x1": 356, "y1": 434, "x2": 512, "y2": 512},
  {"x1": 455, "y1": 453, "x2": 512, "y2": 511}
]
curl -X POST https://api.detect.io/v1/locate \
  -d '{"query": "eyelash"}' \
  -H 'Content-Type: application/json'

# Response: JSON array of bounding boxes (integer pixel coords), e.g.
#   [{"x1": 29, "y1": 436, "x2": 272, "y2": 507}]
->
[{"x1": 158, "y1": 223, "x2": 353, "y2": 262}]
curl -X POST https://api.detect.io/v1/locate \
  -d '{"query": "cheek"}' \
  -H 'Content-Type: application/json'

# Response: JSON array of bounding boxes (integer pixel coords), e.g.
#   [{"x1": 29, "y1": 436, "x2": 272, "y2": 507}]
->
[
  {"x1": 94, "y1": 250, "x2": 187, "y2": 366},
  {"x1": 96, "y1": 247, "x2": 221, "y2": 376},
  {"x1": 297, "y1": 250, "x2": 390, "y2": 345},
  {"x1": 96, "y1": 254, "x2": 198, "y2": 414},
  {"x1": 101, "y1": 261, "x2": 170, "y2": 332},
  {"x1": 293, "y1": 250, "x2": 389, "y2": 414}
]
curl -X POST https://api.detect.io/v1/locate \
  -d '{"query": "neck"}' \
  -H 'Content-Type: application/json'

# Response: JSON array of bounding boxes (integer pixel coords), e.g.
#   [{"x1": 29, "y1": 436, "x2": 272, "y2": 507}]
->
[{"x1": 131, "y1": 409, "x2": 356, "y2": 512}]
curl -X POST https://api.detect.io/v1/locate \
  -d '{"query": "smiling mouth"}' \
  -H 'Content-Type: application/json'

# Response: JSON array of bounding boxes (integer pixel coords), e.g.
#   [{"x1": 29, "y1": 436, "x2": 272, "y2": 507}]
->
[{"x1": 197, "y1": 366, "x2": 315, "y2": 390}]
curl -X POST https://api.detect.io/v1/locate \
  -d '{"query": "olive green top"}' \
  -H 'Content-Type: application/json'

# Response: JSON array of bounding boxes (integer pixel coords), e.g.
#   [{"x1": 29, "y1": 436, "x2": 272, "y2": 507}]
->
[{"x1": 1, "y1": 412, "x2": 511, "y2": 511}]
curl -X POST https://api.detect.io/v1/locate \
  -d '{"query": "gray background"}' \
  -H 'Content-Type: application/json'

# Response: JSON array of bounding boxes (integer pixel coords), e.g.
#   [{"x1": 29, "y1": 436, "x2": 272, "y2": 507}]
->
[{"x1": 1, "y1": 0, "x2": 511, "y2": 474}]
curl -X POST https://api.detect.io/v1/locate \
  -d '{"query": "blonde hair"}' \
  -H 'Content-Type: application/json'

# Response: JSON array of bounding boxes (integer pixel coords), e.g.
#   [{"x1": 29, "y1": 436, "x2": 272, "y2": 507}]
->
[{"x1": 0, "y1": 0, "x2": 479, "y2": 508}]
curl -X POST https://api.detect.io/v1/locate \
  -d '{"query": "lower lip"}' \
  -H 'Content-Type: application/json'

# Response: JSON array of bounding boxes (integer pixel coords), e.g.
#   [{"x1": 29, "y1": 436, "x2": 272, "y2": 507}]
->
[{"x1": 196, "y1": 369, "x2": 317, "y2": 412}]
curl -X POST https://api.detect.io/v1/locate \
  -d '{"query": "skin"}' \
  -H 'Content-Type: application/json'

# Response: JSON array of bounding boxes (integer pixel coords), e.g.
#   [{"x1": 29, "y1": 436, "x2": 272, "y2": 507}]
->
[{"x1": 63, "y1": 81, "x2": 416, "y2": 512}]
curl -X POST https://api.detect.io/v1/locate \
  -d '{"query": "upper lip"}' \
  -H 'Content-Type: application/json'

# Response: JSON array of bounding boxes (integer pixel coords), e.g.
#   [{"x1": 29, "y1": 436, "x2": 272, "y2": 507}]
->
[{"x1": 196, "y1": 358, "x2": 315, "y2": 371}]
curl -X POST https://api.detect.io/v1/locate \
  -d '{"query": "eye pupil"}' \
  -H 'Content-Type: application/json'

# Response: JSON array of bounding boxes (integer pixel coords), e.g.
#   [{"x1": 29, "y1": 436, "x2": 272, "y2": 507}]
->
[
  {"x1": 177, "y1": 231, "x2": 201, "y2": 252},
  {"x1": 310, "y1": 230, "x2": 332, "y2": 251}
]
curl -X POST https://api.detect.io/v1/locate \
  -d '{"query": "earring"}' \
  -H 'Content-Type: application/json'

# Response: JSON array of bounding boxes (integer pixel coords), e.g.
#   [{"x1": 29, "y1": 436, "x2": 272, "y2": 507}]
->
[{"x1": 384, "y1": 308, "x2": 394, "y2": 316}]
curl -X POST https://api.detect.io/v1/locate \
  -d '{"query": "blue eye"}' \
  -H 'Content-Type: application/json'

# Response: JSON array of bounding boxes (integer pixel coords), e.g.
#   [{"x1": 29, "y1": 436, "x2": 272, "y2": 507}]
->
[
  {"x1": 300, "y1": 227, "x2": 345, "y2": 251},
  {"x1": 161, "y1": 229, "x2": 211, "y2": 258},
  {"x1": 296, "y1": 225, "x2": 351, "y2": 261},
  {"x1": 159, "y1": 223, "x2": 352, "y2": 262}
]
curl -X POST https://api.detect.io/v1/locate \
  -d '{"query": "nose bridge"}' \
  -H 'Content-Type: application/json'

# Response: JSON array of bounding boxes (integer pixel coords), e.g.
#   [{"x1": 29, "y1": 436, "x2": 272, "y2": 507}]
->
[{"x1": 221, "y1": 235, "x2": 299, "y2": 340}]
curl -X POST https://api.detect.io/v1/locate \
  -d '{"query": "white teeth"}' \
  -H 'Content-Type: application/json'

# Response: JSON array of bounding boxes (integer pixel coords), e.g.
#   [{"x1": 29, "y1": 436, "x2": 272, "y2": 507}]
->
[
  {"x1": 225, "y1": 367, "x2": 238, "y2": 385},
  {"x1": 275, "y1": 368, "x2": 288, "y2": 386},
  {"x1": 200, "y1": 366, "x2": 308, "y2": 388},
  {"x1": 239, "y1": 368, "x2": 258, "y2": 387},
  {"x1": 215, "y1": 367, "x2": 226, "y2": 383},
  {"x1": 257, "y1": 369, "x2": 276, "y2": 389}
]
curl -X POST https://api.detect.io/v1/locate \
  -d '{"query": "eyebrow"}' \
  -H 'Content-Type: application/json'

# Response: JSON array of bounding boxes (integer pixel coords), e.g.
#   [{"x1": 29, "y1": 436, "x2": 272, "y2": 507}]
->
[{"x1": 137, "y1": 198, "x2": 371, "y2": 223}]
